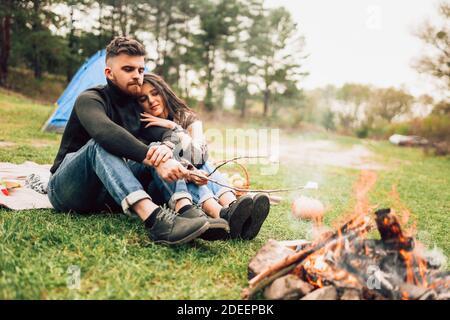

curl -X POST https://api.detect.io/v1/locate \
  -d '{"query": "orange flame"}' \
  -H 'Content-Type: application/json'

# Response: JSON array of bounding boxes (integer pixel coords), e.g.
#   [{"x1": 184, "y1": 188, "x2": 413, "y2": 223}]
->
[
  {"x1": 334, "y1": 170, "x2": 378, "y2": 228},
  {"x1": 389, "y1": 185, "x2": 416, "y2": 237},
  {"x1": 399, "y1": 249, "x2": 430, "y2": 289},
  {"x1": 294, "y1": 170, "x2": 439, "y2": 299}
]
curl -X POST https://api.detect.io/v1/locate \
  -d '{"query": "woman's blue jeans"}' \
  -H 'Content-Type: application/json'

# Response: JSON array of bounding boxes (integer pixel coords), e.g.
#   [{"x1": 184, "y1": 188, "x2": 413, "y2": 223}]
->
[{"x1": 150, "y1": 162, "x2": 234, "y2": 209}]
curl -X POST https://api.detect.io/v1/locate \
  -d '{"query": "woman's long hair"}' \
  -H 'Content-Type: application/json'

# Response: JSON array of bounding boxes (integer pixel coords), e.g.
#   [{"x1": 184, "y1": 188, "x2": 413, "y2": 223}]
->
[{"x1": 142, "y1": 73, "x2": 197, "y2": 128}]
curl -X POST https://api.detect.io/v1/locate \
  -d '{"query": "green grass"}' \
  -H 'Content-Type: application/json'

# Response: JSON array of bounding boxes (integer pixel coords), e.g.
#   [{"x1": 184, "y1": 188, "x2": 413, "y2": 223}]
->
[{"x1": 0, "y1": 90, "x2": 449, "y2": 299}]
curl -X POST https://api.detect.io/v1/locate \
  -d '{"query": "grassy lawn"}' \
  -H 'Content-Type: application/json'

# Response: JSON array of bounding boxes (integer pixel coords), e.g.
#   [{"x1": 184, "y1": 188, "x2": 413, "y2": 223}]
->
[{"x1": 0, "y1": 90, "x2": 449, "y2": 299}]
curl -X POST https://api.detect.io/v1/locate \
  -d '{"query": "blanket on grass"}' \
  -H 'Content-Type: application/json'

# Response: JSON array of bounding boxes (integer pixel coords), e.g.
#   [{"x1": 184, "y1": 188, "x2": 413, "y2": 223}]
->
[{"x1": 0, "y1": 161, "x2": 53, "y2": 210}]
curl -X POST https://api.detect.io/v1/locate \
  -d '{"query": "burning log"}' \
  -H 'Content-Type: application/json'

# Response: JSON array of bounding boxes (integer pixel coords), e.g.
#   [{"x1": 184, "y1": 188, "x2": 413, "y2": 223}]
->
[
  {"x1": 249, "y1": 216, "x2": 370, "y2": 283},
  {"x1": 243, "y1": 208, "x2": 450, "y2": 300},
  {"x1": 375, "y1": 208, "x2": 414, "y2": 251},
  {"x1": 242, "y1": 216, "x2": 371, "y2": 299},
  {"x1": 277, "y1": 239, "x2": 312, "y2": 251},
  {"x1": 248, "y1": 239, "x2": 296, "y2": 280},
  {"x1": 292, "y1": 226, "x2": 372, "y2": 290}
]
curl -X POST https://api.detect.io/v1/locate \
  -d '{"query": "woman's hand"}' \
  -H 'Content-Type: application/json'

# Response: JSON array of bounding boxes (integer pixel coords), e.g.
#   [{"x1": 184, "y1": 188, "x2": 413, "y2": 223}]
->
[
  {"x1": 188, "y1": 170, "x2": 209, "y2": 186},
  {"x1": 151, "y1": 158, "x2": 188, "y2": 183},
  {"x1": 140, "y1": 112, "x2": 177, "y2": 129}
]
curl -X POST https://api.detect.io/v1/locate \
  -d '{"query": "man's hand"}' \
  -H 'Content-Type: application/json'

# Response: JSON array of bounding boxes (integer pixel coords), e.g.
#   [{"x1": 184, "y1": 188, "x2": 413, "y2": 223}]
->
[
  {"x1": 145, "y1": 144, "x2": 173, "y2": 167},
  {"x1": 152, "y1": 158, "x2": 188, "y2": 183},
  {"x1": 187, "y1": 170, "x2": 209, "y2": 186}
]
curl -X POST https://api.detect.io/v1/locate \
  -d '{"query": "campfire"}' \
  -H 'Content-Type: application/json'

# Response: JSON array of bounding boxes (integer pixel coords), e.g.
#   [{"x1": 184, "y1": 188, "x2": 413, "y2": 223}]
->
[{"x1": 242, "y1": 171, "x2": 449, "y2": 300}]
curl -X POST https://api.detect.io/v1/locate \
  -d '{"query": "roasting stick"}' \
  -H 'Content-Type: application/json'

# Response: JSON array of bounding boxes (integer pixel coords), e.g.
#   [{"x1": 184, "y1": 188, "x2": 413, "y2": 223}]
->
[
  {"x1": 206, "y1": 156, "x2": 268, "y2": 177},
  {"x1": 182, "y1": 155, "x2": 318, "y2": 193},
  {"x1": 188, "y1": 170, "x2": 318, "y2": 194}
]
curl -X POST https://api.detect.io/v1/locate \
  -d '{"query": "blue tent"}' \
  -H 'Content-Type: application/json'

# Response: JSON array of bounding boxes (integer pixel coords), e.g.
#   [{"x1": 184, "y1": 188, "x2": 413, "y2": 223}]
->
[{"x1": 43, "y1": 50, "x2": 107, "y2": 132}]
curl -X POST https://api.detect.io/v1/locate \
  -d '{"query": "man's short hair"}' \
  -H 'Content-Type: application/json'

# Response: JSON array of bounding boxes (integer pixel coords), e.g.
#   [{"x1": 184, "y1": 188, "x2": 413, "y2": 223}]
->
[{"x1": 106, "y1": 36, "x2": 146, "y2": 61}]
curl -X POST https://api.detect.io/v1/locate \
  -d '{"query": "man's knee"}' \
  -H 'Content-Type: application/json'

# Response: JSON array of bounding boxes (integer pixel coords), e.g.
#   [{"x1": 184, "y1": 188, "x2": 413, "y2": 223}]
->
[
  {"x1": 84, "y1": 139, "x2": 122, "y2": 162},
  {"x1": 85, "y1": 138, "x2": 105, "y2": 154}
]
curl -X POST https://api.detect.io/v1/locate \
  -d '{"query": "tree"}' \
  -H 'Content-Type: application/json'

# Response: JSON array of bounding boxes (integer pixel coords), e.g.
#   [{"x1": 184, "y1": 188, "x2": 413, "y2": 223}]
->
[
  {"x1": 304, "y1": 85, "x2": 337, "y2": 125},
  {"x1": 229, "y1": 58, "x2": 254, "y2": 117},
  {"x1": 432, "y1": 100, "x2": 450, "y2": 115},
  {"x1": 63, "y1": 0, "x2": 150, "y2": 79},
  {"x1": 141, "y1": 0, "x2": 201, "y2": 86},
  {"x1": 193, "y1": 0, "x2": 240, "y2": 111},
  {"x1": 248, "y1": 7, "x2": 307, "y2": 117},
  {"x1": 321, "y1": 109, "x2": 336, "y2": 131},
  {"x1": 96, "y1": 0, "x2": 141, "y2": 38},
  {"x1": 368, "y1": 87, "x2": 414, "y2": 122},
  {"x1": 413, "y1": 1, "x2": 450, "y2": 94},
  {"x1": 63, "y1": 0, "x2": 94, "y2": 81},
  {"x1": 30, "y1": 0, "x2": 49, "y2": 78},
  {"x1": 0, "y1": 0, "x2": 26, "y2": 86},
  {"x1": 220, "y1": 0, "x2": 264, "y2": 117},
  {"x1": 335, "y1": 83, "x2": 372, "y2": 129},
  {"x1": 0, "y1": 0, "x2": 12, "y2": 85},
  {"x1": 9, "y1": 0, "x2": 67, "y2": 79}
]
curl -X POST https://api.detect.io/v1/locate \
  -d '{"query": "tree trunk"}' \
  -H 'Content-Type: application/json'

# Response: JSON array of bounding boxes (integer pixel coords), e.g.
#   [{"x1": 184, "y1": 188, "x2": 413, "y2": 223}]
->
[
  {"x1": 263, "y1": 63, "x2": 270, "y2": 117},
  {"x1": 240, "y1": 96, "x2": 247, "y2": 117},
  {"x1": 263, "y1": 88, "x2": 270, "y2": 117},
  {"x1": 32, "y1": 0, "x2": 42, "y2": 79},
  {"x1": 161, "y1": 4, "x2": 175, "y2": 80},
  {"x1": 204, "y1": 45, "x2": 215, "y2": 111},
  {"x1": 240, "y1": 77, "x2": 249, "y2": 117},
  {"x1": 183, "y1": 65, "x2": 189, "y2": 100},
  {"x1": 175, "y1": 61, "x2": 180, "y2": 90},
  {"x1": 98, "y1": 2, "x2": 104, "y2": 48},
  {"x1": 111, "y1": 5, "x2": 116, "y2": 37},
  {"x1": 0, "y1": 9, "x2": 11, "y2": 86},
  {"x1": 154, "y1": 2, "x2": 162, "y2": 70},
  {"x1": 66, "y1": 6, "x2": 76, "y2": 82},
  {"x1": 119, "y1": 1, "x2": 127, "y2": 36}
]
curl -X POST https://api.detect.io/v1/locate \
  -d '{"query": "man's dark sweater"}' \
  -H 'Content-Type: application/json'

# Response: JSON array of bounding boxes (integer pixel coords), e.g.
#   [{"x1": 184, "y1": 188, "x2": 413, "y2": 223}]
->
[{"x1": 50, "y1": 79, "x2": 174, "y2": 174}]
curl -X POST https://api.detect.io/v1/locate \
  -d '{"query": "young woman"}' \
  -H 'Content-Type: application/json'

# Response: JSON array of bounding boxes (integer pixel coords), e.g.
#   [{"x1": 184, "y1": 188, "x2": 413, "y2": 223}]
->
[{"x1": 138, "y1": 73, "x2": 270, "y2": 240}]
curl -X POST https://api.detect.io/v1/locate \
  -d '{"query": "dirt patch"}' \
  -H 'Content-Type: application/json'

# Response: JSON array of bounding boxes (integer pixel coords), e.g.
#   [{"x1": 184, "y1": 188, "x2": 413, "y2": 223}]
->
[
  {"x1": 279, "y1": 139, "x2": 385, "y2": 170},
  {"x1": 0, "y1": 141, "x2": 16, "y2": 148},
  {"x1": 207, "y1": 136, "x2": 385, "y2": 171},
  {"x1": 29, "y1": 140, "x2": 56, "y2": 148}
]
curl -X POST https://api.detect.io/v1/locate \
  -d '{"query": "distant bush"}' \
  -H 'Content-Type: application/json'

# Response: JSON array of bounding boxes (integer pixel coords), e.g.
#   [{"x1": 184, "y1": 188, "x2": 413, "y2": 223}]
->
[
  {"x1": 388, "y1": 122, "x2": 413, "y2": 136},
  {"x1": 366, "y1": 125, "x2": 389, "y2": 139},
  {"x1": 383, "y1": 116, "x2": 450, "y2": 142},
  {"x1": 370, "y1": 114, "x2": 450, "y2": 155},
  {"x1": 355, "y1": 125, "x2": 369, "y2": 138},
  {"x1": 5, "y1": 68, "x2": 67, "y2": 103},
  {"x1": 420, "y1": 115, "x2": 450, "y2": 142}
]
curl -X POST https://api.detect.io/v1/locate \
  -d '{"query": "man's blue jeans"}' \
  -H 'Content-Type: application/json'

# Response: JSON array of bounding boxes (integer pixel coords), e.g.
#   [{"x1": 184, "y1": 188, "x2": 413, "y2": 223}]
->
[
  {"x1": 47, "y1": 139, "x2": 155, "y2": 216},
  {"x1": 150, "y1": 162, "x2": 234, "y2": 209}
]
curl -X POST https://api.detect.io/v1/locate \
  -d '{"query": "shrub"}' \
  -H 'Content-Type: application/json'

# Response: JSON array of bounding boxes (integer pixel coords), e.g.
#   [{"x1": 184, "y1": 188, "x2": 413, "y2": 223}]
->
[
  {"x1": 420, "y1": 115, "x2": 450, "y2": 142},
  {"x1": 355, "y1": 125, "x2": 369, "y2": 138},
  {"x1": 5, "y1": 68, "x2": 66, "y2": 103}
]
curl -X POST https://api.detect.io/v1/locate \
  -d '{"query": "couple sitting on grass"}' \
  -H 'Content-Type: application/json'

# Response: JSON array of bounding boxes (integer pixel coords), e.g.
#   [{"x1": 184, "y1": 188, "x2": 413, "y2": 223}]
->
[{"x1": 47, "y1": 36, "x2": 270, "y2": 245}]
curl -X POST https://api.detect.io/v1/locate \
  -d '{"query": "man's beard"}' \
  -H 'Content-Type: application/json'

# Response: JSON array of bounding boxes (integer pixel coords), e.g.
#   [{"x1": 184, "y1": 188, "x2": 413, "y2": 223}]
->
[
  {"x1": 127, "y1": 82, "x2": 142, "y2": 96},
  {"x1": 111, "y1": 75, "x2": 142, "y2": 96}
]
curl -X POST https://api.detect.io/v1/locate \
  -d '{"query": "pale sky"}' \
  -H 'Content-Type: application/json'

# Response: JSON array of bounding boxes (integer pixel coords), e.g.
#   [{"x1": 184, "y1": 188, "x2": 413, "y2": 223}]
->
[{"x1": 265, "y1": 0, "x2": 443, "y2": 97}]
